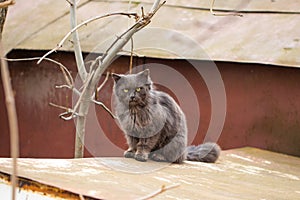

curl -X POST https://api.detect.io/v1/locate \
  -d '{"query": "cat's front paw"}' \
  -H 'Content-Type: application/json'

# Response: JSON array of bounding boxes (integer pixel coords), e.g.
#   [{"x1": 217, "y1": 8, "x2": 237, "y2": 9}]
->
[
  {"x1": 124, "y1": 150, "x2": 135, "y2": 158},
  {"x1": 150, "y1": 153, "x2": 167, "y2": 162},
  {"x1": 135, "y1": 153, "x2": 148, "y2": 162}
]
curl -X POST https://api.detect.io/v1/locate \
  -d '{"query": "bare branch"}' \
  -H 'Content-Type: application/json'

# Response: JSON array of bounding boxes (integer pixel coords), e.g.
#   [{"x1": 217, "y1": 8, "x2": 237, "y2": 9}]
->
[
  {"x1": 96, "y1": 1, "x2": 164, "y2": 70},
  {"x1": 37, "y1": 12, "x2": 139, "y2": 65},
  {"x1": 49, "y1": 102, "x2": 80, "y2": 120},
  {"x1": 120, "y1": 49, "x2": 144, "y2": 57},
  {"x1": 56, "y1": 84, "x2": 71, "y2": 89},
  {"x1": 0, "y1": 44, "x2": 19, "y2": 200},
  {"x1": 87, "y1": 56, "x2": 102, "y2": 74},
  {"x1": 149, "y1": 0, "x2": 164, "y2": 14},
  {"x1": 71, "y1": 70, "x2": 95, "y2": 118},
  {"x1": 141, "y1": 6, "x2": 145, "y2": 18},
  {"x1": 137, "y1": 183, "x2": 180, "y2": 200},
  {"x1": 3, "y1": 57, "x2": 74, "y2": 87},
  {"x1": 49, "y1": 102, "x2": 72, "y2": 112},
  {"x1": 73, "y1": 0, "x2": 164, "y2": 158},
  {"x1": 210, "y1": 0, "x2": 243, "y2": 17},
  {"x1": 149, "y1": 0, "x2": 166, "y2": 16},
  {"x1": 60, "y1": 113, "x2": 79, "y2": 120},
  {"x1": 92, "y1": 99, "x2": 116, "y2": 119},
  {"x1": 96, "y1": 71, "x2": 110, "y2": 93},
  {"x1": 129, "y1": 37, "x2": 134, "y2": 74},
  {"x1": 55, "y1": 84, "x2": 80, "y2": 96},
  {"x1": 65, "y1": 0, "x2": 73, "y2": 6},
  {"x1": 0, "y1": 0, "x2": 15, "y2": 8},
  {"x1": 69, "y1": 0, "x2": 87, "y2": 81},
  {"x1": 94, "y1": 71, "x2": 109, "y2": 102}
]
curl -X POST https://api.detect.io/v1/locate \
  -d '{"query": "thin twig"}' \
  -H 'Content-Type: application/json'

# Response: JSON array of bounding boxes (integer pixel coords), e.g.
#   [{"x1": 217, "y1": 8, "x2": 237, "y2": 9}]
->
[
  {"x1": 129, "y1": 37, "x2": 134, "y2": 74},
  {"x1": 65, "y1": 0, "x2": 73, "y2": 6},
  {"x1": 210, "y1": 0, "x2": 243, "y2": 17},
  {"x1": 137, "y1": 183, "x2": 180, "y2": 200},
  {"x1": 0, "y1": 0, "x2": 15, "y2": 8},
  {"x1": 0, "y1": 44, "x2": 19, "y2": 200},
  {"x1": 55, "y1": 84, "x2": 80, "y2": 96},
  {"x1": 92, "y1": 99, "x2": 116, "y2": 119},
  {"x1": 141, "y1": 7, "x2": 145, "y2": 18},
  {"x1": 96, "y1": 71, "x2": 110, "y2": 93},
  {"x1": 37, "y1": 12, "x2": 138, "y2": 65},
  {"x1": 60, "y1": 112, "x2": 80, "y2": 120},
  {"x1": 120, "y1": 49, "x2": 143, "y2": 57},
  {"x1": 49, "y1": 102, "x2": 80, "y2": 120},
  {"x1": 49, "y1": 102, "x2": 72, "y2": 112},
  {"x1": 87, "y1": 56, "x2": 102, "y2": 74},
  {"x1": 3, "y1": 57, "x2": 74, "y2": 87}
]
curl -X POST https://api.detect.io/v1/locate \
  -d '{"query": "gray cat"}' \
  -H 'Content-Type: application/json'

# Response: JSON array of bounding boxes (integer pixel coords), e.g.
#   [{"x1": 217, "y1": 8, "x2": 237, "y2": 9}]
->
[{"x1": 112, "y1": 69, "x2": 221, "y2": 164}]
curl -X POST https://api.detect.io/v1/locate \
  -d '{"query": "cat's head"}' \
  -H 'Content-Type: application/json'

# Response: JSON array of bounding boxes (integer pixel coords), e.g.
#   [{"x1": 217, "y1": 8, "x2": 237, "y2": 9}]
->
[{"x1": 112, "y1": 69, "x2": 153, "y2": 107}]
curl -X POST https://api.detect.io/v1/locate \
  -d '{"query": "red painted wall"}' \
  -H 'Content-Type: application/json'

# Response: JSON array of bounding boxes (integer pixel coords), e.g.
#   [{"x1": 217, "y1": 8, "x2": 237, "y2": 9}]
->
[{"x1": 1, "y1": 50, "x2": 299, "y2": 158}]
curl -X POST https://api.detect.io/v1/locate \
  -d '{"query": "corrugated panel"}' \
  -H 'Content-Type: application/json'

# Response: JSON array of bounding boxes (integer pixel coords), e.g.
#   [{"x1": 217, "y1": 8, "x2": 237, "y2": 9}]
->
[{"x1": 3, "y1": 0, "x2": 300, "y2": 67}]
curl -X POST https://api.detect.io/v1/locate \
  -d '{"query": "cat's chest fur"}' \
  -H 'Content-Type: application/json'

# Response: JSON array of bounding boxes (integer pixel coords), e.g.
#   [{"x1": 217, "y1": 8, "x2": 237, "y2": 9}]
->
[{"x1": 116, "y1": 91, "x2": 168, "y2": 138}]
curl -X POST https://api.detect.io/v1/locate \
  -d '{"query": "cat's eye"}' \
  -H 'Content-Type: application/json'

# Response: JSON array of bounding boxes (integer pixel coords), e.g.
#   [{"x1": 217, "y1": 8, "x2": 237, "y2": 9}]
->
[
  {"x1": 136, "y1": 87, "x2": 141, "y2": 92},
  {"x1": 123, "y1": 89, "x2": 129, "y2": 93}
]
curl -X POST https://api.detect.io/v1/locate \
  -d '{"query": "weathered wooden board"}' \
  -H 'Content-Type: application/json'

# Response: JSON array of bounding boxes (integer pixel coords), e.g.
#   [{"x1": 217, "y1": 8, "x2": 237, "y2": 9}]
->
[
  {"x1": 3, "y1": 0, "x2": 300, "y2": 67},
  {"x1": 0, "y1": 147, "x2": 299, "y2": 199}
]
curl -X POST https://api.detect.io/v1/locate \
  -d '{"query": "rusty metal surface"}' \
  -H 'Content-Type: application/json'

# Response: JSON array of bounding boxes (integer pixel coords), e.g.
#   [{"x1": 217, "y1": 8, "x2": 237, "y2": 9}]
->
[
  {"x1": 3, "y1": 0, "x2": 300, "y2": 67},
  {"x1": 0, "y1": 148, "x2": 299, "y2": 199},
  {"x1": 1, "y1": 50, "x2": 300, "y2": 158}
]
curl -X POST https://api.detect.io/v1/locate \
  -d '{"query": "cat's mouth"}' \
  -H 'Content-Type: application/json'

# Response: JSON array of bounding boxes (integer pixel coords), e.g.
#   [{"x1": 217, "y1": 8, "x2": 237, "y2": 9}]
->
[
  {"x1": 129, "y1": 100, "x2": 139, "y2": 108},
  {"x1": 129, "y1": 98, "x2": 146, "y2": 108}
]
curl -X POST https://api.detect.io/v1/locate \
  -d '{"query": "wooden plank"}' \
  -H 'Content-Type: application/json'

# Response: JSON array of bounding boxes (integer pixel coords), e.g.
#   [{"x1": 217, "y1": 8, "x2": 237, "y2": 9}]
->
[
  {"x1": 0, "y1": 148, "x2": 299, "y2": 199},
  {"x1": 5, "y1": 0, "x2": 300, "y2": 67},
  {"x1": 104, "y1": 0, "x2": 300, "y2": 12},
  {"x1": 2, "y1": 0, "x2": 89, "y2": 54}
]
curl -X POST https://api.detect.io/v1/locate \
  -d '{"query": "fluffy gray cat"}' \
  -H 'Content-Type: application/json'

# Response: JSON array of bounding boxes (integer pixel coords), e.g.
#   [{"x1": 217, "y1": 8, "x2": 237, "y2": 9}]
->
[{"x1": 112, "y1": 69, "x2": 221, "y2": 164}]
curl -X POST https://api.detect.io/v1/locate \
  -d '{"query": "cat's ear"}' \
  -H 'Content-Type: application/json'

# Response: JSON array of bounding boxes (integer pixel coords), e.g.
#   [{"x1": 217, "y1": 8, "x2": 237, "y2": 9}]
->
[
  {"x1": 140, "y1": 69, "x2": 150, "y2": 77},
  {"x1": 137, "y1": 69, "x2": 150, "y2": 80},
  {"x1": 112, "y1": 73, "x2": 122, "y2": 83},
  {"x1": 138, "y1": 69, "x2": 152, "y2": 85}
]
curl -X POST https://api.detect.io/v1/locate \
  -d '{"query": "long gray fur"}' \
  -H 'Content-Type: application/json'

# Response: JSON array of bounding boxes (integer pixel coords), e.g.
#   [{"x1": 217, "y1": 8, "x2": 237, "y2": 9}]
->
[{"x1": 112, "y1": 69, "x2": 221, "y2": 164}]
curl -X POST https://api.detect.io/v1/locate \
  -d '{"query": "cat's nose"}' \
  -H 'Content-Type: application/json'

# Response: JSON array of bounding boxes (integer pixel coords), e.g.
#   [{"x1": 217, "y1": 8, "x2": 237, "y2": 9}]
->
[{"x1": 130, "y1": 94, "x2": 136, "y2": 101}]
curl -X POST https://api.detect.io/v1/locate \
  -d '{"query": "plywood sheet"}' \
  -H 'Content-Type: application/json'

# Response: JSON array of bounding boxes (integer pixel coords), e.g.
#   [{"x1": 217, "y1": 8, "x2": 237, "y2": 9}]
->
[{"x1": 0, "y1": 148, "x2": 299, "y2": 199}]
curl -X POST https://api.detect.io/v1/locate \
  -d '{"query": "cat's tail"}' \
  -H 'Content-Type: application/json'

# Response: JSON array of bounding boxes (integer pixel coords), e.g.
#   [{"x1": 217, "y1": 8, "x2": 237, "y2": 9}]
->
[{"x1": 186, "y1": 142, "x2": 221, "y2": 163}]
